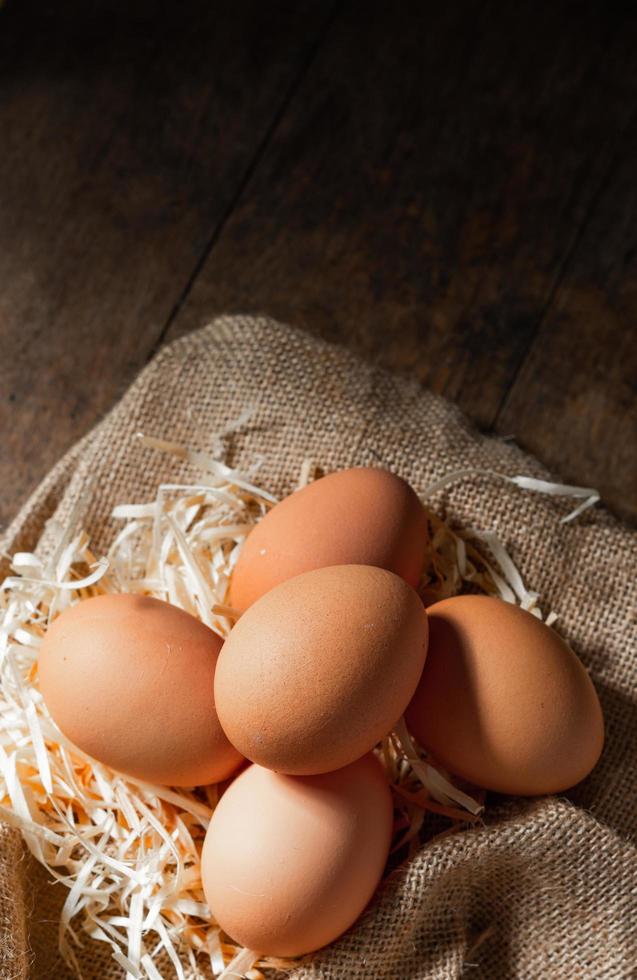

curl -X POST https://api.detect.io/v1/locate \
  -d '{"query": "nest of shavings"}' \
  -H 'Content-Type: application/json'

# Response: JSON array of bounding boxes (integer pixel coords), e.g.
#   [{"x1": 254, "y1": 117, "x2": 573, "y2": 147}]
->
[{"x1": 0, "y1": 427, "x2": 598, "y2": 979}]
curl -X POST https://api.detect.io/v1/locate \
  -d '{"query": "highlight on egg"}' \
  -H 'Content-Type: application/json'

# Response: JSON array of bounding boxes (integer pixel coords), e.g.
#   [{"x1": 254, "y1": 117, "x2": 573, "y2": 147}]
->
[
  {"x1": 215, "y1": 563, "x2": 429, "y2": 775},
  {"x1": 38, "y1": 593, "x2": 243, "y2": 786},
  {"x1": 405, "y1": 594, "x2": 604, "y2": 795},
  {"x1": 201, "y1": 754, "x2": 394, "y2": 957},
  {"x1": 229, "y1": 466, "x2": 428, "y2": 612}
]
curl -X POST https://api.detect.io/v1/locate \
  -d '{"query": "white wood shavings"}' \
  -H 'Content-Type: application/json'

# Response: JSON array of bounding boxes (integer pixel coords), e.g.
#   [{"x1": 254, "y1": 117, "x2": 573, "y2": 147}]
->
[
  {"x1": 219, "y1": 947, "x2": 260, "y2": 979},
  {"x1": 141, "y1": 952, "x2": 164, "y2": 980},
  {"x1": 208, "y1": 928, "x2": 227, "y2": 975},
  {"x1": 137, "y1": 433, "x2": 279, "y2": 504},
  {"x1": 24, "y1": 700, "x2": 52, "y2": 794},
  {"x1": 296, "y1": 458, "x2": 315, "y2": 490},
  {"x1": 0, "y1": 443, "x2": 274, "y2": 978},
  {"x1": 0, "y1": 557, "x2": 109, "y2": 593},
  {"x1": 0, "y1": 437, "x2": 589, "y2": 978},
  {"x1": 392, "y1": 718, "x2": 484, "y2": 816},
  {"x1": 422, "y1": 467, "x2": 599, "y2": 524},
  {"x1": 11, "y1": 553, "x2": 44, "y2": 571},
  {"x1": 468, "y1": 529, "x2": 540, "y2": 610}
]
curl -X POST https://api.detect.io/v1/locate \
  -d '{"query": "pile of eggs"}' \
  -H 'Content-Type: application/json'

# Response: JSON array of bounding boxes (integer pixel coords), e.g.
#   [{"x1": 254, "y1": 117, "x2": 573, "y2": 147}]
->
[{"x1": 38, "y1": 468, "x2": 604, "y2": 959}]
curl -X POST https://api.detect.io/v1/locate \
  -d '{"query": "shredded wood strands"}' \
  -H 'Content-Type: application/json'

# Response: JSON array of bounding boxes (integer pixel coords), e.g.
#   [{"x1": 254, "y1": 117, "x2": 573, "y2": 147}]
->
[
  {"x1": 422, "y1": 468, "x2": 599, "y2": 524},
  {"x1": 390, "y1": 718, "x2": 484, "y2": 817},
  {"x1": 418, "y1": 509, "x2": 555, "y2": 620},
  {"x1": 0, "y1": 434, "x2": 598, "y2": 978},
  {"x1": 218, "y1": 947, "x2": 260, "y2": 979},
  {"x1": 0, "y1": 446, "x2": 288, "y2": 978}
]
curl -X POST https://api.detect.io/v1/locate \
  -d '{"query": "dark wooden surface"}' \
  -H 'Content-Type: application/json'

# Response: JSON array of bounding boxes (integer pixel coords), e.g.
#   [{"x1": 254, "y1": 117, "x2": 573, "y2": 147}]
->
[{"x1": 1, "y1": 0, "x2": 636, "y2": 529}]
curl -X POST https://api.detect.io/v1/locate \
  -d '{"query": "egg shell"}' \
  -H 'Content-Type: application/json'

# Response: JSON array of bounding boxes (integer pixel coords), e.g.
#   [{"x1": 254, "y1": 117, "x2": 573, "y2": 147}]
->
[
  {"x1": 215, "y1": 564, "x2": 428, "y2": 775},
  {"x1": 229, "y1": 467, "x2": 428, "y2": 612},
  {"x1": 201, "y1": 754, "x2": 393, "y2": 956},
  {"x1": 38, "y1": 594, "x2": 243, "y2": 786},
  {"x1": 405, "y1": 595, "x2": 604, "y2": 795}
]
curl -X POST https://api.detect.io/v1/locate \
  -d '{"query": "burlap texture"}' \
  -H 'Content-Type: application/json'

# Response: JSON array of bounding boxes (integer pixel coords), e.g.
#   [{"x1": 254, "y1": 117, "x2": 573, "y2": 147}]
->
[{"x1": 1, "y1": 317, "x2": 635, "y2": 979}]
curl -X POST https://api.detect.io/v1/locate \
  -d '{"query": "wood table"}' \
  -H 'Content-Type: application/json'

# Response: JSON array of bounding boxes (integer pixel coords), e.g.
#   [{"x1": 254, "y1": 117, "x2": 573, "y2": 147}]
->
[{"x1": 1, "y1": 0, "x2": 635, "y2": 529}]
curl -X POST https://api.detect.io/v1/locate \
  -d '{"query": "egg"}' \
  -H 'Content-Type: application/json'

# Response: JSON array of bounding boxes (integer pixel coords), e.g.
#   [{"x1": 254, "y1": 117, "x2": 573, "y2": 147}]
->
[
  {"x1": 229, "y1": 467, "x2": 428, "y2": 612},
  {"x1": 215, "y1": 564, "x2": 428, "y2": 774},
  {"x1": 201, "y1": 754, "x2": 393, "y2": 956},
  {"x1": 38, "y1": 594, "x2": 243, "y2": 786},
  {"x1": 405, "y1": 595, "x2": 604, "y2": 795}
]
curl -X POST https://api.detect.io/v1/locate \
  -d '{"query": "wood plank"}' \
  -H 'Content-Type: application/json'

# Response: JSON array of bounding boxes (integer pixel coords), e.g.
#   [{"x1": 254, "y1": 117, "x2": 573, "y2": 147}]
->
[
  {"x1": 496, "y1": 142, "x2": 637, "y2": 523},
  {"x1": 0, "y1": 0, "x2": 332, "y2": 529},
  {"x1": 166, "y1": 0, "x2": 637, "y2": 512}
]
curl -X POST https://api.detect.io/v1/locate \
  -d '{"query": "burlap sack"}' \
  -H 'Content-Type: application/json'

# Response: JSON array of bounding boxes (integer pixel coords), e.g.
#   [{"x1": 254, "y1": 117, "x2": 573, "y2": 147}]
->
[{"x1": 1, "y1": 317, "x2": 635, "y2": 980}]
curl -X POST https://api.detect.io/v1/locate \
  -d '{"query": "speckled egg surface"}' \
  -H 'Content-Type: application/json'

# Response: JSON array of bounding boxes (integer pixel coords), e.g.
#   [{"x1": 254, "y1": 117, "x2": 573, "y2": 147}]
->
[
  {"x1": 405, "y1": 594, "x2": 604, "y2": 795},
  {"x1": 229, "y1": 467, "x2": 428, "y2": 612},
  {"x1": 201, "y1": 754, "x2": 393, "y2": 956},
  {"x1": 216, "y1": 564, "x2": 428, "y2": 774},
  {"x1": 38, "y1": 594, "x2": 242, "y2": 786}
]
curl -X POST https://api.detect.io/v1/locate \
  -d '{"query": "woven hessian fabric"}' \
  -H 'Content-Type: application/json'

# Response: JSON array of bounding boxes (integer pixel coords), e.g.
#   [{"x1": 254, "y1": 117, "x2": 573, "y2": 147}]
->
[{"x1": 1, "y1": 318, "x2": 635, "y2": 979}]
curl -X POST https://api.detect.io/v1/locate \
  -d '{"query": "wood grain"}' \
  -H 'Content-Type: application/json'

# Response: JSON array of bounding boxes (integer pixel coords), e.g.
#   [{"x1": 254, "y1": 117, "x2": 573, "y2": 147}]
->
[
  {"x1": 497, "y1": 142, "x2": 637, "y2": 520},
  {"x1": 1, "y1": 0, "x2": 635, "y2": 527},
  {"x1": 166, "y1": 0, "x2": 637, "y2": 520},
  {"x1": 0, "y1": 0, "x2": 332, "y2": 530}
]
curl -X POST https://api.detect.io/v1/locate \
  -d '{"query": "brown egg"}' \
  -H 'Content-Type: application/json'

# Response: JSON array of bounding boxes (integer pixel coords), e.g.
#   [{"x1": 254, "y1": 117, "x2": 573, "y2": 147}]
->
[
  {"x1": 215, "y1": 564, "x2": 428, "y2": 774},
  {"x1": 38, "y1": 594, "x2": 242, "y2": 786},
  {"x1": 201, "y1": 754, "x2": 393, "y2": 956},
  {"x1": 229, "y1": 467, "x2": 428, "y2": 612},
  {"x1": 405, "y1": 595, "x2": 604, "y2": 795}
]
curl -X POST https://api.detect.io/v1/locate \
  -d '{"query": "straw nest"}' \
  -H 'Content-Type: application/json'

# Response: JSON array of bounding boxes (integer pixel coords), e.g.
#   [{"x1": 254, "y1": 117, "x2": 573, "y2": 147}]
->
[{"x1": 0, "y1": 424, "x2": 597, "y2": 978}]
